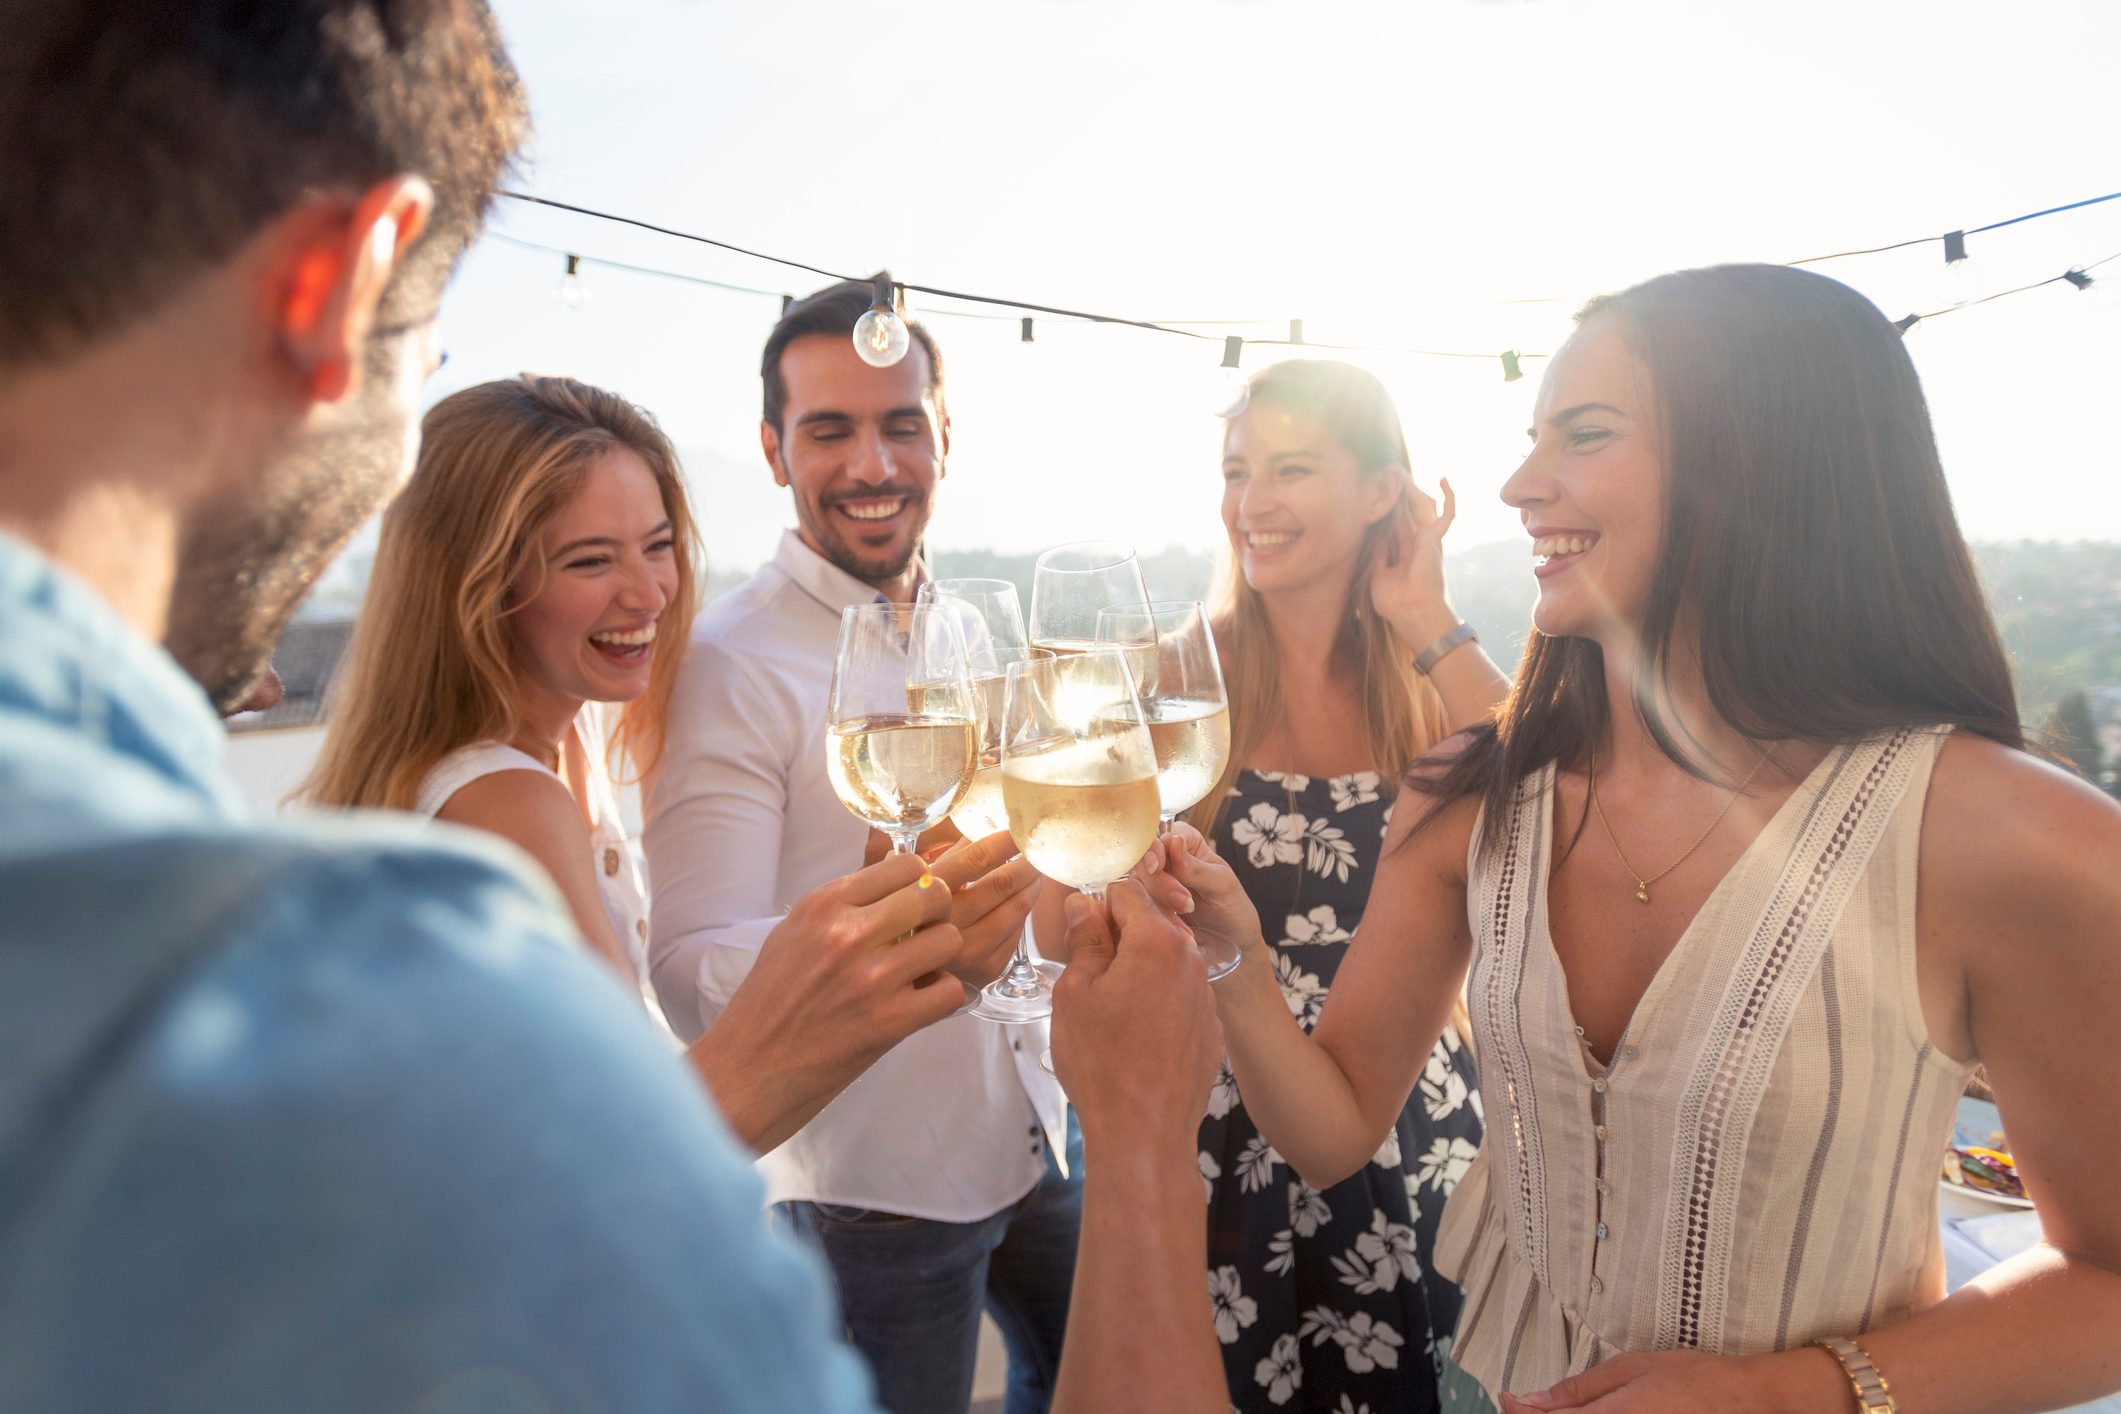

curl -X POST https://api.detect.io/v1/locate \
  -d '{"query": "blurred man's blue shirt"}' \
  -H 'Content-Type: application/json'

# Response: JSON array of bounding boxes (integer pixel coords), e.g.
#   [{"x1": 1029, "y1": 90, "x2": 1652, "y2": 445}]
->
[{"x1": 0, "y1": 531, "x2": 879, "y2": 1413}]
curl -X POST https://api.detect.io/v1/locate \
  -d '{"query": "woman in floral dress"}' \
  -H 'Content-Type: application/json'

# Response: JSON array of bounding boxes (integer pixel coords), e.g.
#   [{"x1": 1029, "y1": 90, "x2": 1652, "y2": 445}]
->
[{"x1": 1188, "y1": 361, "x2": 1508, "y2": 1412}]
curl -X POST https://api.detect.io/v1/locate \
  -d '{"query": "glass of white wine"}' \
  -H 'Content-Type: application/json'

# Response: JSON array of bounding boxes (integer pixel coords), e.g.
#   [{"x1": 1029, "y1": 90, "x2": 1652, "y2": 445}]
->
[
  {"x1": 1027, "y1": 541, "x2": 1151, "y2": 672},
  {"x1": 1095, "y1": 601, "x2": 1231, "y2": 833},
  {"x1": 825, "y1": 602, "x2": 978, "y2": 856},
  {"x1": 984, "y1": 648, "x2": 1161, "y2": 1024},
  {"x1": 918, "y1": 579, "x2": 1042, "y2": 841},
  {"x1": 1097, "y1": 601, "x2": 1239, "y2": 981}
]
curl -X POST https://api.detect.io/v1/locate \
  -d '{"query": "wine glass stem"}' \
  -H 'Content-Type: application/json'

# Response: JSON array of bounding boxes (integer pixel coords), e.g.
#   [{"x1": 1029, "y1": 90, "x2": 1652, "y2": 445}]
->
[
  {"x1": 892, "y1": 830, "x2": 921, "y2": 856},
  {"x1": 997, "y1": 940, "x2": 1044, "y2": 998},
  {"x1": 1157, "y1": 814, "x2": 1174, "y2": 836},
  {"x1": 1081, "y1": 882, "x2": 1106, "y2": 901}
]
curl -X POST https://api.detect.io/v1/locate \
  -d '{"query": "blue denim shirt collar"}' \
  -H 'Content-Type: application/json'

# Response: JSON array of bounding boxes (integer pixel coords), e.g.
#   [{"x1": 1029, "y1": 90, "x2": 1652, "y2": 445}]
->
[{"x1": 0, "y1": 529, "x2": 242, "y2": 820}]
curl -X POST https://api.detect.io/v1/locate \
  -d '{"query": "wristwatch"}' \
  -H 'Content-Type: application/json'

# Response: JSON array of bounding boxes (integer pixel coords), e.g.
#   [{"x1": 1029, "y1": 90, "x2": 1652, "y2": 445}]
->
[
  {"x1": 1412, "y1": 621, "x2": 1478, "y2": 676},
  {"x1": 1810, "y1": 1336, "x2": 1895, "y2": 1413}
]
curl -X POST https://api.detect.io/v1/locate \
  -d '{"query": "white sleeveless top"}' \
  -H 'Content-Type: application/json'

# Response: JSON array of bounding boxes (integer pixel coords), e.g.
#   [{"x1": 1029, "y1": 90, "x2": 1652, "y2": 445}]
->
[
  {"x1": 416, "y1": 705, "x2": 651, "y2": 986},
  {"x1": 1436, "y1": 727, "x2": 1976, "y2": 1397}
]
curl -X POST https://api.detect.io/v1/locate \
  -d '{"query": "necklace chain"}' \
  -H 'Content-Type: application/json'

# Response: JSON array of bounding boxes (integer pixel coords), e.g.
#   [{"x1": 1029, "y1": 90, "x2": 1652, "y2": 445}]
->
[{"x1": 1587, "y1": 745, "x2": 1774, "y2": 905}]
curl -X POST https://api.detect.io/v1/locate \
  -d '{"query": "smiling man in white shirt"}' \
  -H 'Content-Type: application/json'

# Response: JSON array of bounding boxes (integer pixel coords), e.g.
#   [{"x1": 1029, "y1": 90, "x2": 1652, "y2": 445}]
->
[{"x1": 645, "y1": 276, "x2": 1078, "y2": 1414}]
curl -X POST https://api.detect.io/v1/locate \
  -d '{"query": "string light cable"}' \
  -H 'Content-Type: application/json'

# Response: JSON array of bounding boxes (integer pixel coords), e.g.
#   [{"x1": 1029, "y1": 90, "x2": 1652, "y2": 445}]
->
[{"x1": 492, "y1": 186, "x2": 2121, "y2": 371}]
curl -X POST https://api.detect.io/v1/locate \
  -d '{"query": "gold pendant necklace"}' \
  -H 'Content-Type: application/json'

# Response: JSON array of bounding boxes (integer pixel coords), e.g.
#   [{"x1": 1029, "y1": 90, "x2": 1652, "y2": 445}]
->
[{"x1": 1587, "y1": 744, "x2": 1773, "y2": 905}]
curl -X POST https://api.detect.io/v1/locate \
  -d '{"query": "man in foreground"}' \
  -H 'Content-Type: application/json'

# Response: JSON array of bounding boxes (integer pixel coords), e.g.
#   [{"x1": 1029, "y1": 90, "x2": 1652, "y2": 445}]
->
[{"x1": 0, "y1": 4, "x2": 1223, "y2": 1409}]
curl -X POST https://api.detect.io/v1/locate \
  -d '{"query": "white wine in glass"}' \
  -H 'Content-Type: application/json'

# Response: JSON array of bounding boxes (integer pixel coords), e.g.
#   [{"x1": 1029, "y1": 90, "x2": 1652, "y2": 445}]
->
[
  {"x1": 1002, "y1": 650, "x2": 1160, "y2": 898},
  {"x1": 916, "y1": 580, "x2": 1040, "y2": 843},
  {"x1": 826, "y1": 603, "x2": 977, "y2": 855},
  {"x1": 1096, "y1": 601, "x2": 1232, "y2": 827},
  {"x1": 1027, "y1": 542, "x2": 1153, "y2": 692},
  {"x1": 976, "y1": 648, "x2": 1159, "y2": 1024},
  {"x1": 1098, "y1": 600, "x2": 1239, "y2": 981}
]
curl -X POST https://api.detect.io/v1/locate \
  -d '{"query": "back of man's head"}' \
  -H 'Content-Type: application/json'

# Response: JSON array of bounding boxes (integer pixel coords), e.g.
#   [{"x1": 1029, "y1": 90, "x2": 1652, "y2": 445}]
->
[
  {"x1": 0, "y1": 0, "x2": 529, "y2": 370},
  {"x1": 759, "y1": 273, "x2": 946, "y2": 432}
]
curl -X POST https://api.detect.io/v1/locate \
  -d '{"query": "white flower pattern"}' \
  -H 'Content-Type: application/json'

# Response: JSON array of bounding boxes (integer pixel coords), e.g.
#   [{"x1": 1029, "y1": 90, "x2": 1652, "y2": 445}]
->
[
  {"x1": 1415, "y1": 1136, "x2": 1480, "y2": 1193},
  {"x1": 1273, "y1": 951, "x2": 1328, "y2": 1031},
  {"x1": 1238, "y1": 1135, "x2": 1283, "y2": 1194},
  {"x1": 1210, "y1": 1265, "x2": 1259, "y2": 1344},
  {"x1": 1282, "y1": 904, "x2": 1351, "y2": 946},
  {"x1": 1254, "y1": 1333, "x2": 1302, "y2": 1406},
  {"x1": 1230, "y1": 801, "x2": 1305, "y2": 869}
]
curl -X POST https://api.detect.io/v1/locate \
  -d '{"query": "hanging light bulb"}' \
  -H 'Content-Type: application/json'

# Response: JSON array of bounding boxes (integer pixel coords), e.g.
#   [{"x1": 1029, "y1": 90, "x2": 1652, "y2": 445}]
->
[
  {"x1": 554, "y1": 253, "x2": 587, "y2": 310},
  {"x1": 852, "y1": 276, "x2": 910, "y2": 367},
  {"x1": 1937, "y1": 230, "x2": 1988, "y2": 308},
  {"x1": 1212, "y1": 335, "x2": 1250, "y2": 419},
  {"x1": 2064, "y1": 266, "x2": 2121, "y2": 313}
]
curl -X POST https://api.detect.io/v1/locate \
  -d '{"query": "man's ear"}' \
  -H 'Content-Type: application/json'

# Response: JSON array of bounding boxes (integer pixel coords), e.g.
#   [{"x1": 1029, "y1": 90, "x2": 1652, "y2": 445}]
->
[
  {"x1": 761, "y1": 419, "x2": 791, "y2": 488},
  {"x1": 274, "y1": 175, "x2": 434, "y2": 405},
  {"x1": 936, "y1": 411, "x2": 951, "y2": 480}
]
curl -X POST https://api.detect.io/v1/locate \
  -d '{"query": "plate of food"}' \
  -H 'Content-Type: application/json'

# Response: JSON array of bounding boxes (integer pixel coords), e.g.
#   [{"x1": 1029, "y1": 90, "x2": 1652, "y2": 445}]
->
[{"x1": 1941, "y1": 1098, "x2": 2034, "y2": 1210}]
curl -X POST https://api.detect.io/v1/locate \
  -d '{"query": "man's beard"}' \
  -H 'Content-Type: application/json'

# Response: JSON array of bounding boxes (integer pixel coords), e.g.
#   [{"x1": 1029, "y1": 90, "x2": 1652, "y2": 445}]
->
[
  {"x1": 165, "y1": 365, "x2": 407, "y2": 715},
  {"x1": 802, "y1": 486, "x2": 930, "y2": 586}
]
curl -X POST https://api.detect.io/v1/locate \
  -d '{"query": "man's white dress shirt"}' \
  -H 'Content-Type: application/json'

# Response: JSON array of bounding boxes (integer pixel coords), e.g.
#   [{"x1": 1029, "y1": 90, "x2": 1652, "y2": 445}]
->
[{"x1": 646, "y1": 529, "x2": 1066, "y2": 1220}]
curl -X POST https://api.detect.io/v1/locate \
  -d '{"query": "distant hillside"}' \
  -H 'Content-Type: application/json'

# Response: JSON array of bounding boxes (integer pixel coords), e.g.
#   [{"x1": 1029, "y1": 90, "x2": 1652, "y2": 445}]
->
[{"x1": 913, "y1": 539, "x2": 2121, "y2": 725}]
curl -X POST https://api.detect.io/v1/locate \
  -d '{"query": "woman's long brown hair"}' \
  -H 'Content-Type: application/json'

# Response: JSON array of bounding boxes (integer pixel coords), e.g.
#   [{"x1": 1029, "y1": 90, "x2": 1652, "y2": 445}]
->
[
  {"x1": 1410, "y1": 263, "x2": 2023, "y2": 851},
  {"x1": 298, "y1": 375, "x2": 702, "y2": 811}
]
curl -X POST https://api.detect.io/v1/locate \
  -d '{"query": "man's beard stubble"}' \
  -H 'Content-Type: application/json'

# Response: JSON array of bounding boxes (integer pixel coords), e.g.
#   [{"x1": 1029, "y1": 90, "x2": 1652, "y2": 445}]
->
[
  {"x1": 165, "y1": 358, "x2": 406, "y2": 715},
  {"x1": 805, "y1": 485, "x2": 929, "y2": 587}
]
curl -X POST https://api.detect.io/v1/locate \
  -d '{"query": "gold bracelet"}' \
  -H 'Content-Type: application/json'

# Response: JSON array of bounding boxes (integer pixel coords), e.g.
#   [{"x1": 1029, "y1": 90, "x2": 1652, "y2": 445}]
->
[{"x1": 1809, "y1": 1336, "x2": 1896, "y2": 1413}]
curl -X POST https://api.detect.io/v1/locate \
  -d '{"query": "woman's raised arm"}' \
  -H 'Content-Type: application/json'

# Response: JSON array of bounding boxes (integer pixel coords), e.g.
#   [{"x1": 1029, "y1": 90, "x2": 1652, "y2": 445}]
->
[{"x1": 1160, "y1": 780, "x2": 1479, "y2": 1189}]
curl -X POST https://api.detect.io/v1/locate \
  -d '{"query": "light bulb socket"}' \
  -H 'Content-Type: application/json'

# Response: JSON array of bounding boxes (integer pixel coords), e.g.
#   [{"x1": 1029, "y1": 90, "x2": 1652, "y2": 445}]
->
[
  {"x1": 780, "y1": 293, "x2": 794, "y2": 316},
  {"x1": 2063, "y1": 269, "x2": 2095, "y2": 291},
  {"x1": 1501, "y1": 350, "x2": 1524, "y2": 382},
  {"x1": 1893, "y1": 313, "x2": 1921, "y2": 335},
  {"x1": 1221, "y1": 335, "x2": 1244, "y2": 370},
  {"x1": 870, "y1": 274, "x2": 895, "y2": 313},
  {"x1": 1288, "y1": 318, "x2": 1305, "y2": 345},
  {"x1": 1944, "y1": 230, "x2": 1968, "y2": 265},
  {"x1": 1021, "y1": 317, "x2": 1035, "y2": 343},
  {"x1": 564, "y1": 253, "x2": 581, "y2": 277}
]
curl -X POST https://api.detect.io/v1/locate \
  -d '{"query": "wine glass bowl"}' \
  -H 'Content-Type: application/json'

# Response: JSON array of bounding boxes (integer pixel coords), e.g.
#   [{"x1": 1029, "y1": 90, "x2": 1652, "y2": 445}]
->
[
  {"x1": 1097, "y1": 600, "x2": 1239, "y2": 981},
  {"x1": 1002, "y1": 650, "x2": 1160, "y2": 898},
  {"x1": 825, "y1": 603, "x2": 978, "y2": 856},
  {"x1": 1095, "y1": 601, "x2": 1230, "y2": 828},
  {"x1": 919, "y1": 579, "x2": 1047, "y2": 842}
]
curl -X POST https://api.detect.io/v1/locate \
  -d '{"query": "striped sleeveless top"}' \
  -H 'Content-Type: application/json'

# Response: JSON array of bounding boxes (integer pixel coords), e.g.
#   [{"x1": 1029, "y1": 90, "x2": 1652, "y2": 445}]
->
[{"x1": 1434, "y1": 728, "x2": 1976, "y2": 1398}]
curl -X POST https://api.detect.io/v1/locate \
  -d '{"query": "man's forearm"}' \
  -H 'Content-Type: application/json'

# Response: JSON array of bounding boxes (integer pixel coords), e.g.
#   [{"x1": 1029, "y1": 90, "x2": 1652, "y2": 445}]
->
[
  {"x1": 1052, "y1": 1135, "x2": 1224, "y2": 1414},
  {"x1": 687, "y1": 1004, "x2": 859, "y2": 1154}
]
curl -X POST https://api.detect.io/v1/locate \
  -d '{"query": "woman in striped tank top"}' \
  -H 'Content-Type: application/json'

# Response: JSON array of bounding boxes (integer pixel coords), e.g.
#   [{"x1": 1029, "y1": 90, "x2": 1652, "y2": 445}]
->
[{"x1": 1154, "y1": 264, "x2": 2121, "y2": 1412}]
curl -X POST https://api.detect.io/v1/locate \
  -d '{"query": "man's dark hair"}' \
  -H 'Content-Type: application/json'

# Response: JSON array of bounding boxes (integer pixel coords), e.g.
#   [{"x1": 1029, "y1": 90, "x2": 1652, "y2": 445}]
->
[
  {"x1": 0, "y1": 1, "x2": 530, "y2": 367},
  {"x1": 760, "y1": 272, "x2": 945, "y2": 431}
]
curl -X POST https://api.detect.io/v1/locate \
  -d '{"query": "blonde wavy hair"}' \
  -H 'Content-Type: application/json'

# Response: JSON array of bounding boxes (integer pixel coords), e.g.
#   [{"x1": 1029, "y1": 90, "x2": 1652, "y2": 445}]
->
[
  {"x1": 299, "y1": 375, "x2": 702, "y2": 811},
  {"x1": 1187, "y1": 360, "x2": 1450, "y2": 837}
]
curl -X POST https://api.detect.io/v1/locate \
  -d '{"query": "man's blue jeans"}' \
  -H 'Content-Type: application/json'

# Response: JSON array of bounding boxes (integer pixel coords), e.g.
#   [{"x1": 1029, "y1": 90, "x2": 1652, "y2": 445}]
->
[{"x1": 773, "y1": 1115, "x2": 1082, "y2": 1414}]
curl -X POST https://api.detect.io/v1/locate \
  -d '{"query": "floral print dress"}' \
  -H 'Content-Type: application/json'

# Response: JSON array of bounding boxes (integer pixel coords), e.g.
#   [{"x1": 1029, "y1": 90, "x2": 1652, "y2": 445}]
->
[{"x1": 1202, "y1": 770, "x2": 1485, "y2": 1414}]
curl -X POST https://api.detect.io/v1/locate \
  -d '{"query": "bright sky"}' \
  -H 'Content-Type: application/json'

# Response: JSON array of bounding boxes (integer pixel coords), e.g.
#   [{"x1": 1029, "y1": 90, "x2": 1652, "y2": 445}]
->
[{"x1": 392, "y1": 0, "x2": 2121, "y2": 594}]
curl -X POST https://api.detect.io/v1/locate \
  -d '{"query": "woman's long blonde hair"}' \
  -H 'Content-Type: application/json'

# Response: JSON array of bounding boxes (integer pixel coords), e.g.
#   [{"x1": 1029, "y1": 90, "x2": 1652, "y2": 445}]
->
[
  {"x1": 1188, "y1": 360, "x2": 1451, "y2": 837},
  {"x1": 299, "y1": 375, "x2": 702, "y2": 811}
]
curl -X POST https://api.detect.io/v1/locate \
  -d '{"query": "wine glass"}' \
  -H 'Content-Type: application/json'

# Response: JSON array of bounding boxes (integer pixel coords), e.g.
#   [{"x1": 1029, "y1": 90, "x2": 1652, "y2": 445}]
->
[
  {"x1": 1026, "y1": 542, "x2": 1150, "y2": 667},
  {"x1": 982, "y1": 647, "x2": 1161, "y2": 1024},
  {"x1": 919, "y1": 579, "x2": 1042, "y2": 841},
  {"x1": 825, "y1": 602, "x2": 978, "y2": 856},
  {"x1": 1096, "y1": 601, "x2": 1230, "y2": 832},
  {"x1": 1097, "y1": 601, "x2": 1240, "y2": 982}
]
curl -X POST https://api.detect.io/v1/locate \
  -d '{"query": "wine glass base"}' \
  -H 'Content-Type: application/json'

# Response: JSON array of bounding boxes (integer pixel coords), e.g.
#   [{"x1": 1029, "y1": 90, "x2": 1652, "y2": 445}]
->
[
  {"x1": 1204, "y1": 949, "x2": 1241, "y2": 982},
  {"x1": 970, "y1": 960, "x2": 1066, "y2": 1024}
]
